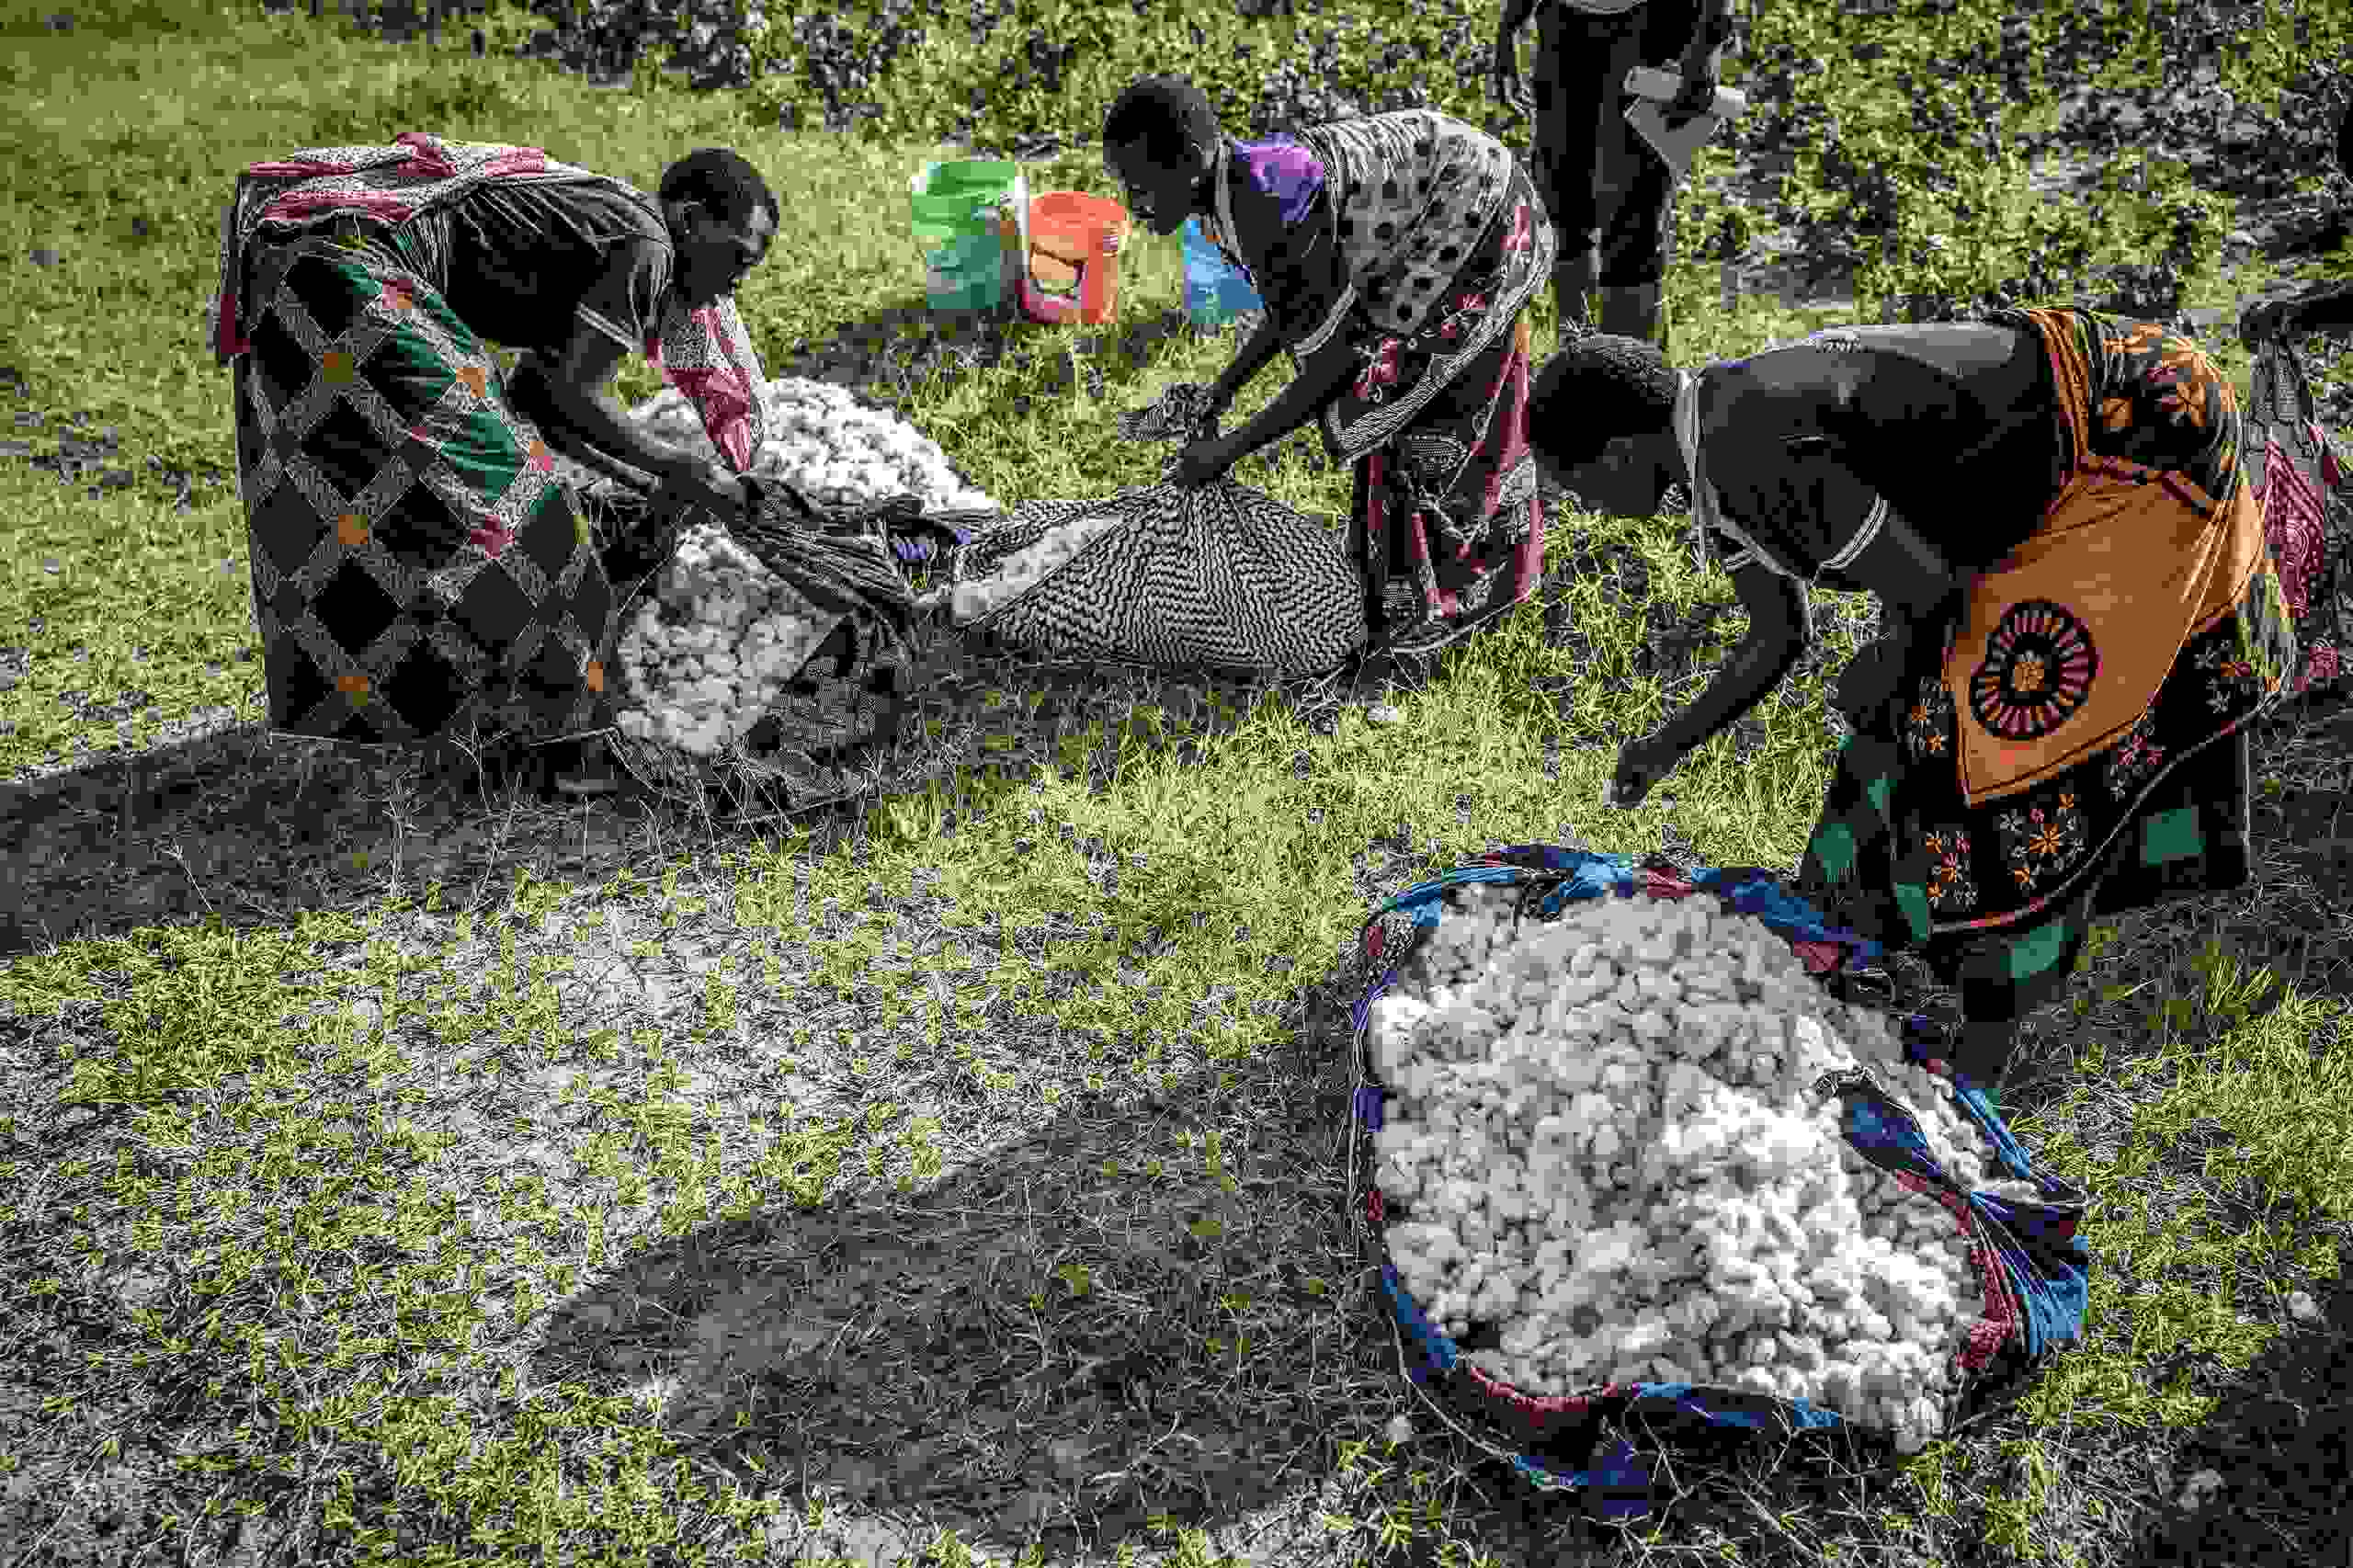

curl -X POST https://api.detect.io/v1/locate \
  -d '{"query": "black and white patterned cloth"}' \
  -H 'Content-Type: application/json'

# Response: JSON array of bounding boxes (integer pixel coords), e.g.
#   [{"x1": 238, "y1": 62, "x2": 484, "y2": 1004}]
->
[{"x1": 953, "y1": 382, "x2": 1368, "y2": 676}]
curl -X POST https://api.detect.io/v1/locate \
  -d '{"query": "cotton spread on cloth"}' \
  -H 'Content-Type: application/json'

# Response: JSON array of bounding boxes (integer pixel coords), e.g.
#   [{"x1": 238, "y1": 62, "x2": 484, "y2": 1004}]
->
[{"x1": 211, "y1": 131, "x2": 767, "y2": 471}]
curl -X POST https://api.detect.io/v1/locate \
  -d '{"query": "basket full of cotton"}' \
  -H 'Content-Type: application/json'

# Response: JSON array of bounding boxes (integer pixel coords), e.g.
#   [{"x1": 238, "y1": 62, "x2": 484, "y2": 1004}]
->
[
  {"x1": 552, "y1": 377, "x2": 1002, "y2": 765},
  {"x1": 1346, "y1": 844, "x2": 2095, "y2": 1521}
]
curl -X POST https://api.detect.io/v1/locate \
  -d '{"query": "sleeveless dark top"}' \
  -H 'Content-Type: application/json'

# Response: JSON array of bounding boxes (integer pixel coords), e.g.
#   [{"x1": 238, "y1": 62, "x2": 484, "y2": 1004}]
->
[
  {"x1": 373, "y1": 173, "x2": 676, "y2": 358},
  {"x1": 1694, "y1": 321, "x2": 2063, "y2": 591}
]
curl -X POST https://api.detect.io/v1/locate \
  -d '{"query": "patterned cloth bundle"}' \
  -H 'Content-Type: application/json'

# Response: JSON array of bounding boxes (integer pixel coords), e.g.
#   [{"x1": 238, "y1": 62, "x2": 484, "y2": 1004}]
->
[{"x1": 938, "y1": 381, "x2": 1369, "y2": 676}]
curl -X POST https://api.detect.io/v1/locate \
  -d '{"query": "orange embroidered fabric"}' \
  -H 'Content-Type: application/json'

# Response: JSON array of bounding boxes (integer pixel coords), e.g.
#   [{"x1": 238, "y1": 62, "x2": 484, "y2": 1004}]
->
[{"x1": 1939, "y1": 309, "x2": 2273, "y2": 807}]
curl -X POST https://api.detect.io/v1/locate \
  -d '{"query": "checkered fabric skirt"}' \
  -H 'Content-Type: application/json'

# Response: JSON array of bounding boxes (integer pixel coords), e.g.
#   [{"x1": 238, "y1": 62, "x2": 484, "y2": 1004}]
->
[{"x1": 231, "y1": 231, "x2": 622, "y2": 747}]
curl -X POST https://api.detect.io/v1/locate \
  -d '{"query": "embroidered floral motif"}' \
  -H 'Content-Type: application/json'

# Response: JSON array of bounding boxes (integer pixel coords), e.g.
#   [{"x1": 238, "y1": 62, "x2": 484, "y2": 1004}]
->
[
  {"x1": 1901, "y1": 676, "x2": 1958, "y2": 765},
  {"x1": 2147, "y1": 338, "x2": 2221, "y2": 432},
  {"x1": 2193, "y1": 635, "x2": 2264, "y2": 714},
  {"x1": 2101, "y1": 706, "x2": 2166, "y2": 801},
  {"x1": 1357, "y1": 338, "x2": 1403, "y2": 402},
  {"x1": 470, "y1": 519, "x2": 515, "y2": 558},
  {"x1": 1995, "y1": 788, "x2": 2088, "y2": 894},
  {"x1": 1921, "y1": 825, "x2": 1979, "y2": 913},
  {"x1": 1970, "y1": 599, "x2": 2098, "y2": 740}
]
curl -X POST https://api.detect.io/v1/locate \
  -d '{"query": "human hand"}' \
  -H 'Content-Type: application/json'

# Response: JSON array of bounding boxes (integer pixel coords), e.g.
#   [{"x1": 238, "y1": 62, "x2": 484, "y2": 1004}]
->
[
  {"x1": 1491, "y1": 30, "x2": 1532, "y2": 116},
  {"x1": 661, "y1": 460, "x2": 752, "y2": 521},
  {"x1": 1664, "y1": 52, "x2": 1721, "y2": 130},
  {"x1": 1606, "y1": 732, "x2": 1685, "y2": 809},
  {"x1": 1168, "y1": 433, "x2": 1240, "y2": 489},
  {"x1": 1117, "y1": 381, "x2": 1226, "y2": 445}
]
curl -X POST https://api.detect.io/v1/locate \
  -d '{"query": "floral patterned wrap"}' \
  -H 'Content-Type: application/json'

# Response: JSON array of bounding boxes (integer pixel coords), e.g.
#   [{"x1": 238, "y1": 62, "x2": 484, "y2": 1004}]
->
[
  {"x1": 2244, "y1": 330, "x2": 2353, "y2": 700},
  {"x1": 1793, "y1": 308, "x2": 2298, "y2": 1027}
]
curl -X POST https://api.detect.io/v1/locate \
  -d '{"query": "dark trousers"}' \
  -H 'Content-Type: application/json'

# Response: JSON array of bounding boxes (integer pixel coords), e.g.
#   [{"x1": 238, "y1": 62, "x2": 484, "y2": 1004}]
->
[{"x1": 1529, "y1": 0, "x2": 1701, "y2": 288}]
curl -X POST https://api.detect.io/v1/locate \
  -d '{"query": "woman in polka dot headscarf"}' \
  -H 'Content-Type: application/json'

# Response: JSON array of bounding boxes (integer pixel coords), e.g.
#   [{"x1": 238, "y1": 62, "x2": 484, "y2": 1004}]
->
[{"x1": 1106, "y1": 77, "x2": 1557, "y2": 662}]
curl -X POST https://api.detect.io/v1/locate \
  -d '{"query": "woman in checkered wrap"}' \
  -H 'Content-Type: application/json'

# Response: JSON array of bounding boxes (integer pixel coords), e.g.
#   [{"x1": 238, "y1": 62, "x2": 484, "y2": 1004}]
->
[
  {"x1": 210, "y1": 135, "x2": 788, "y2": 794},
  {"x1": 1102, "y1": 77, "x2": 1556, "y2": 665}
]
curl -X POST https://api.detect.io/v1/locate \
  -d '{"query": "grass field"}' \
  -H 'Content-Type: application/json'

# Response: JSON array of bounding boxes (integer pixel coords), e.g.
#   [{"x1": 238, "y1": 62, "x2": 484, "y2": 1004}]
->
[{"x1": 3, "y1": 0, "x2": 2352, "y2": 1563}]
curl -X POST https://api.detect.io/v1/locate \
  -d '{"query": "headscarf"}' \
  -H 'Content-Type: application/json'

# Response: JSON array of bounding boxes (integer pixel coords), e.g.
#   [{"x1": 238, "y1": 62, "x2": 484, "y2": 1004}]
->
[{"x1": 210, "y1": 131, "x2": 767, "y2": 472}]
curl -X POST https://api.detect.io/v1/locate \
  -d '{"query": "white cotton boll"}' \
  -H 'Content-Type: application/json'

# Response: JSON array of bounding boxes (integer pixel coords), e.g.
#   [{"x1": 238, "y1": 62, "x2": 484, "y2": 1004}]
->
[{"x1": 1370, "y1": 994, "x2": 1432, "y2": 1080}]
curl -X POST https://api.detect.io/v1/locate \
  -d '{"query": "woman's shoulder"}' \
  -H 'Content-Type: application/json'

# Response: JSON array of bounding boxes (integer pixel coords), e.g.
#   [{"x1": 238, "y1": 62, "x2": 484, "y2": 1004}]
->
[
  {"x1": 596, "y1": 176, "x2": 673, "y2": 239},
  {"x1": 1225, "y1": 136, "x2": 1328, "y2": 230}
]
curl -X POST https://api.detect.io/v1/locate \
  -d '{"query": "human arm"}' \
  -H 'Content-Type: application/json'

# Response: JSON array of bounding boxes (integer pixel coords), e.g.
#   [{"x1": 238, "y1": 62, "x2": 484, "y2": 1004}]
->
[
  {"x1": 517, "y1": 324, "x2": 697, "y2": 484},
  {"x1": 2291, "y1": 286, "x2": 2353, "y2": 335},
  {"x1": 1222, "y1": 329, "x2": 1364, "y2": 465},
  {"x1": 1180, "y1": 165, "x2": 1359, "y2": 474},
  {"x1": 2242, "y1": 279, "x2": 2353, "y2": 344},
  {"x1": 515, "y1": 320, "x2": 748, "y2": 515},
  {"x1": 1655, "y1": 560, "x2": 1809, "y2": 755},
  {"x1": 1609, "y1": 559, "x2": 1808, "y2": 807},
  {"x1": 1492, "y1": 0, "x2": 1539, "y2": 114},
  {"x1": 1207, "y1": 311, "x2": 1289, "y2": 422}
]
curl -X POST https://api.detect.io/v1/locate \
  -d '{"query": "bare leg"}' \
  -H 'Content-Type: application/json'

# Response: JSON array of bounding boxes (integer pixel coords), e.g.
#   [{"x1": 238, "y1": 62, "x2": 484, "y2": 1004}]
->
[
  {"x1": 1553, "y1": 249, "x2": 1597, "y2": 329},
  {"x1": 1597, "y1": 279, "x2": 1665, "y2": 347}
]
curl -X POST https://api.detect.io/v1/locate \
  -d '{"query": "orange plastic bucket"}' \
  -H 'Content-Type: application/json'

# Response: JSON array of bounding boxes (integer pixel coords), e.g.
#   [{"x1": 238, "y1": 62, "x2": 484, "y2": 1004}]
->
[{"x1": 1020, "y1": 191, "x2": 1130, "y2": 326}]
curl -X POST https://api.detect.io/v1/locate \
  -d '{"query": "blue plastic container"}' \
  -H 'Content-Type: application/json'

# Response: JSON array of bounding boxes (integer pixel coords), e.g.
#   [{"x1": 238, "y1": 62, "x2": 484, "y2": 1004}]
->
[{"x1": 1180, "y1": 215, "x2": 1263, "y2": 328}]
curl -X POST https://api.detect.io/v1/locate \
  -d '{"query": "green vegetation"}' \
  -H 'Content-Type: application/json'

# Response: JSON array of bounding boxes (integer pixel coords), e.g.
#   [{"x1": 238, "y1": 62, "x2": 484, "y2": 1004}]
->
[{"x1": 2, "y1": 0, "x2": 2349, "y2": 1563}]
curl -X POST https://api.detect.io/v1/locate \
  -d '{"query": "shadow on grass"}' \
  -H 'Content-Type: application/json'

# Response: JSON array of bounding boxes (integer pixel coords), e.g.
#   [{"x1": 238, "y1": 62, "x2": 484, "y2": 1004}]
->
[
  {"x1": 511, "y1": 1045, "x2": 1381, "y2": 1562},
  {"x1": 2117, "y1": 1254, "x2": 2353, "y2": 1566},
  {"x1": 0, "y1": 623, "x2": 1351, "y2": 962}
]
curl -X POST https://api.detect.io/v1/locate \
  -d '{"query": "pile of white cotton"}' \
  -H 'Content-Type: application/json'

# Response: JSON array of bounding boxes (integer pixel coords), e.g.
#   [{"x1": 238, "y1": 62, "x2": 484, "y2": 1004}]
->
[
  {"x1": 592, "y1": 379, "x2": 1002, "y2": 518},
  {"x1": 1366, "y1": 881, "x2": 2002, "y2": 1456},
  {"x1": 557, "y1": 379, "x2": 1003, "y2": 757},
  {"x1": 946, "y1": 512, "x2": 1127, "y2": 623}
]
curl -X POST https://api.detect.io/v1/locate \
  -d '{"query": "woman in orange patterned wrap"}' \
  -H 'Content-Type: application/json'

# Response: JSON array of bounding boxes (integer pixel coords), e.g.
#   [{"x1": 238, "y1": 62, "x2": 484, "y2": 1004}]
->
[{"x1": 1524, "y1": 310, "x2": 2298, "y2": 1094}]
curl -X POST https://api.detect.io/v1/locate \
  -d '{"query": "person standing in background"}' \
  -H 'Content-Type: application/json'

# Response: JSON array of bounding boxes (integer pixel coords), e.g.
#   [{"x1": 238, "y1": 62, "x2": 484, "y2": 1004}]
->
[
  {"x1": 2238, "y1": 90, "x2": 2353, "y2": 344},
  {"x1": 1494, "y1": 0, "x2": 1734, "y2": 353}
]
